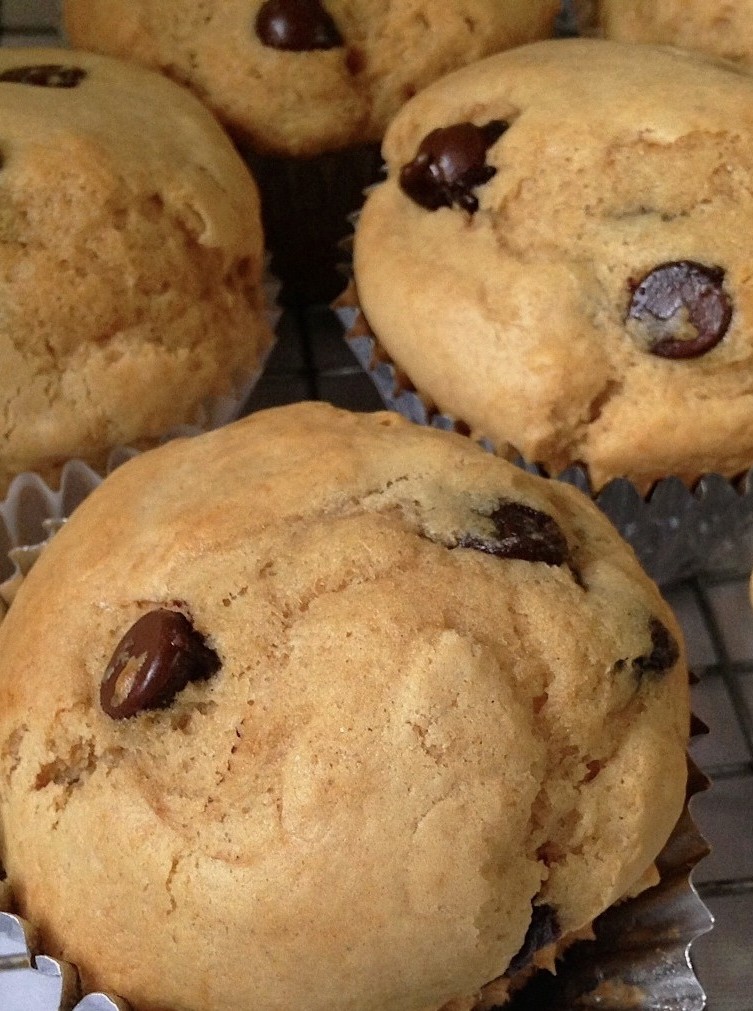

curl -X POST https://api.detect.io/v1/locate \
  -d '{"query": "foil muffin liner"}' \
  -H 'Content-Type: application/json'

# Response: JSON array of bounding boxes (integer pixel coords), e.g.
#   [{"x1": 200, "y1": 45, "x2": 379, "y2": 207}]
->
[
  {"x1": 334, "y1": 294, "x2": 753, "y2": 587},
  {"x1": 0, "y1": 462, "x2": 713, "y2": 1011}
]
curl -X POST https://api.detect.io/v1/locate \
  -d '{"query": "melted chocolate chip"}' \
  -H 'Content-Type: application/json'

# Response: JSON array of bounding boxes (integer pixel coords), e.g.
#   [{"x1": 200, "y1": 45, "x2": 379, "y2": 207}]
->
[
  {"x1": 508, "y1": 903, "x2": 561, "y2": 975},
  {"x1": 100, "y1": 609, "x2": 220, "y2": 720},
  {"x1": 627, "y1": 261, "x2": 732, "y2": 359},
  {"x1": 0, "y1": 65, "x2": 87, "y2": 88},
  {"x1": 399, "y1": 120, "x2": 508, "y2": 213},
  {"x1": 255, "y1": 0, "x2": 343, "y2": 51},
  {"x1": 632, "y1": 618, "x2": 680, "y2": 681},
  {"x1": 457, "y1": 501, "x2": 569, "y2": 566}
]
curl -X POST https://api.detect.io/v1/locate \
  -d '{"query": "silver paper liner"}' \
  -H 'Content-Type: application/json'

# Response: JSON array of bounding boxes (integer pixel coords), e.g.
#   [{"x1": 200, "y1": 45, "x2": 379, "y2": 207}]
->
[
  {"x1": 335, "y1": 301, "x2": 753, "y2": 587},
  {"x1": 0, "y1": 766, "x2": 711, "y2": 1011}
]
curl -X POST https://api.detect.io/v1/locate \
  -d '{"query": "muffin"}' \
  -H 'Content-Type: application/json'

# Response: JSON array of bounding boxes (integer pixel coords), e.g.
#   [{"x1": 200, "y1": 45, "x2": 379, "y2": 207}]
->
[
  {"x1": 586, "y1": 0, "x2": 753, "y2": 69},
  {"x1": 64, "y1": 0, "x2": 561, "y2": 303},
  {"x1": 352, "y1": 38, "x2": 753, "y2": 492},
  {"x1": 0, "y1": 403, "x2": 689, "y2": 1011},
  {"x1": 0, "y1": 47, "x2": 273, "y2": 492}
]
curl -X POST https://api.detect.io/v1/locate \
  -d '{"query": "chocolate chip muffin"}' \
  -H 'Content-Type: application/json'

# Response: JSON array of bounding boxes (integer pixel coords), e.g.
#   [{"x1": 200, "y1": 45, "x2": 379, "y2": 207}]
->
[
  {"x1": 353, "y1": 38, "x2": 753, "y2": 491},
  {"x1": 63, "y1": 0, "x2": 561, "y2": 156},
  {"x1": 588, "y1": 0, "x2": 753, "y2": 69},
  {"x1": 0, "y1": 403, "x2": 689, "y2": 1011},
  {"x1": 0, "y1": 47, "x2": 272, "y2": 492}
]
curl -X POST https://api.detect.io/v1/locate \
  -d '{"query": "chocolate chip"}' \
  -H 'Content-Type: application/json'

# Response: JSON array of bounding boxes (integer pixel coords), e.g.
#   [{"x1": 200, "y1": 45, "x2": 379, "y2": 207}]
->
[
  {"x1": 255, "y1": 0, "x2": 343, "y2": 51},
  {"x1": 399, "y1": 120, "x2": 508, "y2": 213},
  {"x1": 457, "y1": 501, "x2": 569, "y2": 566},
  {"x1": 0, "y1": 65, "x2": 87, "y2": 88},
  {"x1": 100, "y1": 609, "x2": 220, "y2": 720},
  {"x1": 627, "y1": 261, "x2": 732, "y2": 359},
  {"x1": 508, "y1": 903, "x2": 561, "y2": 975},
  {"x1": 632, "y1": 618, "x2": 680, "y2": 681}
]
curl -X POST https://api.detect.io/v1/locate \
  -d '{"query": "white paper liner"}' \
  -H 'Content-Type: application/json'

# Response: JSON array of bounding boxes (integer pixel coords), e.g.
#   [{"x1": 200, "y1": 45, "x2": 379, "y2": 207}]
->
[{"x1": 335, "y1": 301, "x2": 753, "y2": 587}]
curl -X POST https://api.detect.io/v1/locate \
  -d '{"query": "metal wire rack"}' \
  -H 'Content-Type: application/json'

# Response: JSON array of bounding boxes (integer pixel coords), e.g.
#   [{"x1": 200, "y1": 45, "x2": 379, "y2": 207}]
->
[{"x1": 0, "y1": 2, "x2": 752, "y2": 1009}]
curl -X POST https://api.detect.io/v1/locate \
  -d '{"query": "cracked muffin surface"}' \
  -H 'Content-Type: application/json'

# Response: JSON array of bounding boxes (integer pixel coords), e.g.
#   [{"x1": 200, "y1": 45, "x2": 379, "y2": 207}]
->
[
  {"x1": 0, "y1": 47, "x2": 272, "y2": 492},
  {"x1": 354, "y1": 38, "x2": 753, "y2": 490},
  {"x1": 63, "y1": 0, "x2": 560, "y2": 156},
  {"x1": 0, "y1": 403, "x2": 689, "y2": 1011}
]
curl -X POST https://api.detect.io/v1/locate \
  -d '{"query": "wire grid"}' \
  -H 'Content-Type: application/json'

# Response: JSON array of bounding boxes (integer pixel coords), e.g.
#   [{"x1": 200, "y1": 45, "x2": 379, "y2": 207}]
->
[{"x1": 0, "y1": 3, "x2": 752, "y2": 1010}]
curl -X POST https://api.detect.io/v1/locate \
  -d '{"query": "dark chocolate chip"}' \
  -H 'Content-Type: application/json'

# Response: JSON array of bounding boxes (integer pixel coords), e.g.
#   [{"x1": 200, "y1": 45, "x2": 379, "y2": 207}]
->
[
  {"x1": 627, "y1": 261, "x2": 732, "y2": 359},
  {"x1": 0, "y1": 64, "x2": 87, "y2": 88},
  {"x1": 457, "y1": 501, "x2": 569, "y2": 566},
  {"x1": 508, "y1": 903, "x2": 561, "y2": 975},
  {"x1": 100, "y1": 609, "x2": 220, "y2": 720},
  {"x1": 254, "y1": 0, "x2": 343, "y2": 51},
  {"x1": 632, "y1": 617, "x2": 680, "y2": 681},
  {"x1": 399, "y1": 120, "x2": 508, "y2": 213}
]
